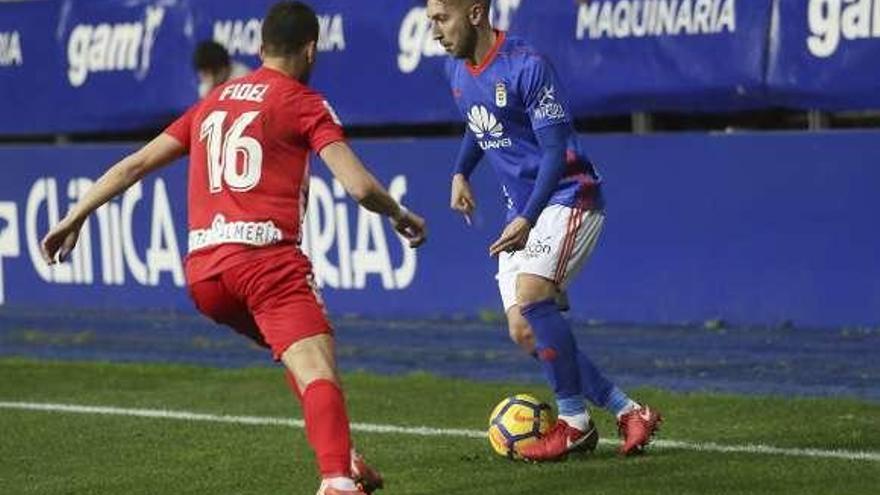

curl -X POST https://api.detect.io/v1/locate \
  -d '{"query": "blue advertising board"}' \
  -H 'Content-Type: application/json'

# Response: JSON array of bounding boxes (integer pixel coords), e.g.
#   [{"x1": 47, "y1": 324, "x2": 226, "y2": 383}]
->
[
  {"x1": 8, "y1": 0, "x2": 880, "y2": 134},
  {"x1": 190, "y1": 0, "x2": 459, "y2": 125},
  {"x1": 510, "y1": 0, "x2": 772, "y2": 114},
  {"x1": 1, "y1": 132, "x2": 879, "y2": 327},
  {"x1": 54, "y1": 0, "x2": 196, "y2": 131},
  {"x1": 766, "y1": 0, "x2": 880, "y2": 110},
  {"x1": 1, "y1": 0, "x2": 196, "y2": 134},
  {"x1": 0, "y1": 0, "x2": 64, "y2": 134}
]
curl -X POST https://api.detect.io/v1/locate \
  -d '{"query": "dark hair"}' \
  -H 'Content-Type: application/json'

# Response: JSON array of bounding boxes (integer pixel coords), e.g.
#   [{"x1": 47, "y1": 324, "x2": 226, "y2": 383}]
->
[
  {"x1": 192, "y1": 41, "x2": 231, "y2": 72},
  {"x1": 262, "y1": 1, "x2": 320, "y2": 57}
]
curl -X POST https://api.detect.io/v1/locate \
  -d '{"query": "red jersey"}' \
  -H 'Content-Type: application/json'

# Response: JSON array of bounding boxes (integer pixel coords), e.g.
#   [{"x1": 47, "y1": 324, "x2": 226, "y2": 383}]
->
[{"x1": 164, "y1": 66, "x2": 345, "y2": 284}]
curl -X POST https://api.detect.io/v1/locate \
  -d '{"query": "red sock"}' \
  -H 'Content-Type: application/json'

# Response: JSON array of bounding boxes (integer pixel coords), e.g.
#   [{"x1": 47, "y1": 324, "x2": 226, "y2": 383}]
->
[
  {"x1": 302, "y1": 379, "x2": 352, "y2": 477},
  {"x1": 283, "y1": 369, "x2": 303, "y2": 402}
]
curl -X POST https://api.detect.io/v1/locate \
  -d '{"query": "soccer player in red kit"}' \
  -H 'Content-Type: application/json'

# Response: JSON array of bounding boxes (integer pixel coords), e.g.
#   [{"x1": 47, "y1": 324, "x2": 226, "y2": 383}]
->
[{"x1": 39, "y1": 2, "x2": 426, "y2": 494}]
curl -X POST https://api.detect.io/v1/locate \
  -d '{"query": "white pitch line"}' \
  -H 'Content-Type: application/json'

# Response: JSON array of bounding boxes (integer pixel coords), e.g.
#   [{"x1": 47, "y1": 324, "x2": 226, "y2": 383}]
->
[{"x1": 1, "y1": 401, "x2": 878, "y2": 462}]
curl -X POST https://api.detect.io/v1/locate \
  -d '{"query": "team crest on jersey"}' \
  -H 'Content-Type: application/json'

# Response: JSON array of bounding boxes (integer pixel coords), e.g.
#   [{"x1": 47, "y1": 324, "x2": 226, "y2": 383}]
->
[{"x1": 495, "y1": 81, "x2": 508, "y2": 108}]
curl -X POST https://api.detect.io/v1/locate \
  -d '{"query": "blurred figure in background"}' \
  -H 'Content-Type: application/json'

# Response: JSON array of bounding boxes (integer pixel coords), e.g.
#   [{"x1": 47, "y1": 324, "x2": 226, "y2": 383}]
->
[{"x1": 192, "y1": 40, "x2": 251, "y2": 98}]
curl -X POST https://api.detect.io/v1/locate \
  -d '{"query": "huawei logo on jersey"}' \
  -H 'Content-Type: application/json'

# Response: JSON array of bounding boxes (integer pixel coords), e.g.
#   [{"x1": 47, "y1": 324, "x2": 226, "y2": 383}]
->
[
  {"x1": 468, "y1": 105, "x2": 504, "y2": 139},
  {"x1": 467, "y1": 105, "x2": 512, "y2": 150}
]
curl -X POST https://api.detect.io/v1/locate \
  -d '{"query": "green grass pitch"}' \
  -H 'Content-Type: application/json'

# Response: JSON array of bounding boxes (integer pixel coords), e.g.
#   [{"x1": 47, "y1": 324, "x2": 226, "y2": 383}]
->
[{"x1": 0, "y1": 358, "x2": 878, "y2": 495}]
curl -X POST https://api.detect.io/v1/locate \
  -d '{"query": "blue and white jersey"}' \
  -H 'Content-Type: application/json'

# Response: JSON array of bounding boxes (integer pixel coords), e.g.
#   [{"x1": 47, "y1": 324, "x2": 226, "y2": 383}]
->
[{"x1": 446, "y1": 32, "x2": 603, "y2": 221}]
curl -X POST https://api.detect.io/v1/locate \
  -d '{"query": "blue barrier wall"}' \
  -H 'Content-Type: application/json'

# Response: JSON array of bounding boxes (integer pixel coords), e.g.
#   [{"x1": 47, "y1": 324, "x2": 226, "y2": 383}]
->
[{"x1": 1, "y1": 131, "x2": 878, "y2": 327}]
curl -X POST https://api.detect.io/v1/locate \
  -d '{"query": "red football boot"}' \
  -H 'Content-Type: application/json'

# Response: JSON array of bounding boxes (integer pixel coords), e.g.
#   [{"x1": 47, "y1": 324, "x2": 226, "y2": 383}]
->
[
  {"x1": 517, "y1": 418, "x2": 599, "y2": 462},
  {"x1": 617, "y1": 405, "x2": 662, "y2": 455},
  {"x1": 350, "y1": 449, "x2": 384, "y2": 493}
]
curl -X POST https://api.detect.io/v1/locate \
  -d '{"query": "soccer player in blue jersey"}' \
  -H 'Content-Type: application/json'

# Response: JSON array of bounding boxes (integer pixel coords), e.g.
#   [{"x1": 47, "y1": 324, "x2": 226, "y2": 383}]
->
[{"x1": 427, "y1": 0, "x2": 662, "y2": 460}]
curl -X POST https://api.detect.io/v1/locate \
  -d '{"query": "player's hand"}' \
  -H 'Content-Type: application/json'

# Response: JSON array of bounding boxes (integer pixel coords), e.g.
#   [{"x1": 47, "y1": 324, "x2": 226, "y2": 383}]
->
[
  {"x1": 40, "y1": 216, "x2": 83, "y2": 265},
  {"x1": 450, "y1": 174, "x2": 476, "y2": 225},
  {"x1": 391, "y1": 208, "x2": 427, "y2": 248},
  {"x1": 489, "y1": 217, "x2": 531, "y2": 257}
]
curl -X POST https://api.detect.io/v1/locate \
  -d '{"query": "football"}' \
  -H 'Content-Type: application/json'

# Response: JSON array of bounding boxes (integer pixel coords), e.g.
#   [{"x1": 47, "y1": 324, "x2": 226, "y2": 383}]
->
[{"x1": 487, "y1": 394, "x2": 553, "y2": 459}]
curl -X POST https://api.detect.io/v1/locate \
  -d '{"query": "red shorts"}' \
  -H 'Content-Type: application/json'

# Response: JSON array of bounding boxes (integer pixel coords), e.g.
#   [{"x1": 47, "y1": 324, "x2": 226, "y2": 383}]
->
[{"x1": 187, "y1": 248, "x2": 332, "y2": 360}]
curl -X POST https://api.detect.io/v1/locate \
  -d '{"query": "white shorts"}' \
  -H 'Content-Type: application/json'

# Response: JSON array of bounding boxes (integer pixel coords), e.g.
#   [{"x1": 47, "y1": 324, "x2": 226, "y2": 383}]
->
[{"x1": 497, "y1": 205, "x2": 605, "y2": 312}]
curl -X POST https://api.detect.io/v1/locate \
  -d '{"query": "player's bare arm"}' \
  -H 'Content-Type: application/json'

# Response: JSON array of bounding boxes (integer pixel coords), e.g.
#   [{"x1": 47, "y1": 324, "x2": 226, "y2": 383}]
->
[
  {"x1": 40, "y1": 134, "x2": 186, "y2": 264},
  {"x1": 319, "y1": 141, "x2": 427, "y2": 247}
]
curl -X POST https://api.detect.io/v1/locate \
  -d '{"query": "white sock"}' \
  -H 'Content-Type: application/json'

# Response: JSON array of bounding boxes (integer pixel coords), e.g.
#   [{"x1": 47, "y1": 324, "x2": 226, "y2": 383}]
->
[
  {"x1": 558, "y1": 412, "x2": 589, "y2": 431},
  {"x1": 322, "y1": 477, "x2": 357, "y2": 491},
  {"x1": 616, "y1": 401, "x2": 640, "y2": 420}
]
